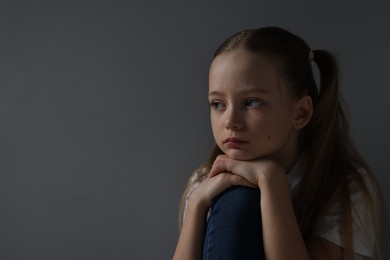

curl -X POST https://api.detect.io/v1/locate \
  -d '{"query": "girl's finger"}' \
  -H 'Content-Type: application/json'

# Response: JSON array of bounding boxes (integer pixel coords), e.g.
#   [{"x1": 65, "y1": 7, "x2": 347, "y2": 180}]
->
[
  {"x1": 212, "y1": 173, "x2": 256, "y2": 190},
  {"x1": 232, "y1": 175, "x2": 257, "y2": 188},
  {"x1": 209, "y1": 155, "x2": 231, "y2": 178}
]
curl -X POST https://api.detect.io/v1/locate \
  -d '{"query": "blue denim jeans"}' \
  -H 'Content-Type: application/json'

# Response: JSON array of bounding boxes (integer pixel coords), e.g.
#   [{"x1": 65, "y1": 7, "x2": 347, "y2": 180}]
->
[{"x1": 203, "y1": 186, "x2": 266, "y2": 260}]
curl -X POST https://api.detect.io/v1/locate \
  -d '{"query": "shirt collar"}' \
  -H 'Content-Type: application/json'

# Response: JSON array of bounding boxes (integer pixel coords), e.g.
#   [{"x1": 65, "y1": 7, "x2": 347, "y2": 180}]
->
[{"x1": 287, "y1": 154, "x2": 306, "y2": 191}]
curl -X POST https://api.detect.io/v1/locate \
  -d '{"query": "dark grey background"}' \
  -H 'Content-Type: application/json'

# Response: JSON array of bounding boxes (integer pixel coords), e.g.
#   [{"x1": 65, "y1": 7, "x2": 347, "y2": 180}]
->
[{"x1": 0, "y1": 1, "x2": 389, "y2": 259}]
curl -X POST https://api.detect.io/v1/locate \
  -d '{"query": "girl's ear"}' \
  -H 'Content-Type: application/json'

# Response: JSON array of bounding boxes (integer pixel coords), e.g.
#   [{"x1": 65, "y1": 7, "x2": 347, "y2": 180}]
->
[{"x1": 293, "y1": 95, "x2": 313, "y2": 129}]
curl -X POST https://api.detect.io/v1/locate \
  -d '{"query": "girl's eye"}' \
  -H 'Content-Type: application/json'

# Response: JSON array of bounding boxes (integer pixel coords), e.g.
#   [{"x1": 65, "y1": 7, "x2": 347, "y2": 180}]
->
[
  {"x1": 245, "y1": 98, "x2": 262, "y2": 108},
  {"x1": 210, "y1": 101, "x2": 225, "y2": 110}
]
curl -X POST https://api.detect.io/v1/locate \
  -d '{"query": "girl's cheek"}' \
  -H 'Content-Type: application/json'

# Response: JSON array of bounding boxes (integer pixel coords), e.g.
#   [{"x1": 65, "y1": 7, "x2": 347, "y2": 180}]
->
[{"x1": 262, "y1": 122, "x2": 273, "y2": 140}]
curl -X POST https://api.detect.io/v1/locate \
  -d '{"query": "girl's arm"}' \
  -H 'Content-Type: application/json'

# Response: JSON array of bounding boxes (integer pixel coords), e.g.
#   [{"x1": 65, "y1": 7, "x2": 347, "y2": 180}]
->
[
  {"x1": 172, "y1": 198, "x2": 207, "y2": 260},
  {"x1": 258, "y1": 167, "x2": 311, "y2": 259},
  {"x1": 259, "y1": 170, "x2": 342, "y2": 259},
  {"x1": 173, "y1": 173, "x2": 255, "y2": 260}
]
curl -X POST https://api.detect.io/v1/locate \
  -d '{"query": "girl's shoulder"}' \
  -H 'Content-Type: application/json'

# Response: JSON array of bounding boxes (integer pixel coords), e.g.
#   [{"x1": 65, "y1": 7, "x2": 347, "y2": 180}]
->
[
  {"x1": 185, "y1": 164, "x2": 209, "y2": 199},
  {"x1": 189, "y1": 164, "x2": 209, "y2": 184}
]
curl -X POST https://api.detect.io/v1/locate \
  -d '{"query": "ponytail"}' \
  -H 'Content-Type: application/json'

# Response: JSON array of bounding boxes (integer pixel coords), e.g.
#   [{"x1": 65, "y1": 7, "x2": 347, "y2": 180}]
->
[
  {"x1": 298, "y1": 49, "x2": 345, "y2": 237},
  {"x1": 299, "y1": 50, "x2": 387, "y2": 259}
]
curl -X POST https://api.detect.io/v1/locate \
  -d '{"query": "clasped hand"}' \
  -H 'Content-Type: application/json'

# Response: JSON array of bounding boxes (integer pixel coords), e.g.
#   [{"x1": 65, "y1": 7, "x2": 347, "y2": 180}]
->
[{"x1": 189, "y1": 155, "x2": 286, "y2": 209}]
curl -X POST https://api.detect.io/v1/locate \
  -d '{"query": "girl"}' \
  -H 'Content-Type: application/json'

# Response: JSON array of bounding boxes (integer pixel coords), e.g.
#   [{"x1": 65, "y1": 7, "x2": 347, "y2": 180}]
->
[{"x1": 173, "y1": 27, "x2": 388, "y2": 260}]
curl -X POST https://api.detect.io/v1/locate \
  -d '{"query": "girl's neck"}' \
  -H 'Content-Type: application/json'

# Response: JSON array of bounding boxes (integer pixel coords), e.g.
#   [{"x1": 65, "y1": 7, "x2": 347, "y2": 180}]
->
[{"x1": 274, "y1": 141, "x2": 301, "y2": 174}]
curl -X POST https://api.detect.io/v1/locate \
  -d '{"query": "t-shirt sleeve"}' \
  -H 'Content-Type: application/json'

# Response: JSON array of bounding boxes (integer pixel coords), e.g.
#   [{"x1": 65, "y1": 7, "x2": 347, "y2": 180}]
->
[{"x1": 312, "y1": 173, "x2": 376, "y2": 259}]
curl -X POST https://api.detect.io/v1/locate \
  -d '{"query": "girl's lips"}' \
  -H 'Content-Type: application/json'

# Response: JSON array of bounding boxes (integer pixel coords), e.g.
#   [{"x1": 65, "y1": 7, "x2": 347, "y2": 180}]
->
[{"x1": 223, "y1": 138, "x2": 249, "y2": 144}]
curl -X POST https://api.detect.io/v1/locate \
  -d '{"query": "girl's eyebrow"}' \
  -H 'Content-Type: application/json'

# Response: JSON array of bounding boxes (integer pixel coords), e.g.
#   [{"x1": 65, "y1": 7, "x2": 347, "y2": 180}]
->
[
  {"x1": 208, "y1": 89, "x2": 270, "y2": 96},
  {"x1": 239, "y1": 89, "x2": 270, "y2": 95},
  {"x1": 208, "y1": 91, "x2": 224, "y2": 96}
]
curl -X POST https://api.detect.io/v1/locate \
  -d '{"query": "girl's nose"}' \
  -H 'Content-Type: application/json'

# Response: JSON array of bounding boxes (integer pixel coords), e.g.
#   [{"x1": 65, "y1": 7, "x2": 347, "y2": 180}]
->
[{"x1": 225, "y1": 108, "x2": 243, "y2": 130}]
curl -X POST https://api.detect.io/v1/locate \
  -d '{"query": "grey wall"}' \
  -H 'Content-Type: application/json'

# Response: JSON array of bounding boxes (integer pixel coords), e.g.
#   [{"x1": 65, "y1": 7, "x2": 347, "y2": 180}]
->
[{"x1": 0, "y1": 1, "x2": 389, "y2": 259}]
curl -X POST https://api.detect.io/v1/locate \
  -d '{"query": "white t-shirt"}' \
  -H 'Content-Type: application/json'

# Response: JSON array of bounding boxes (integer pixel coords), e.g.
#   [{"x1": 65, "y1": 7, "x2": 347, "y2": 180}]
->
[
  {"x1": 184, "y1": 157, "x2": 375, "y2": 259},
  {"x1": 287, "y1": 157, "x2": 375, "y2": 259}
]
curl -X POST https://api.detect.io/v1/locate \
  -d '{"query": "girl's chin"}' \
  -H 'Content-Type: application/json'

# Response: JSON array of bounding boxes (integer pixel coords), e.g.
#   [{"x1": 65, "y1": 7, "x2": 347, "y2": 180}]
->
[{"x1": 224, "y1": 151, "x2": 259, "y2": 161}]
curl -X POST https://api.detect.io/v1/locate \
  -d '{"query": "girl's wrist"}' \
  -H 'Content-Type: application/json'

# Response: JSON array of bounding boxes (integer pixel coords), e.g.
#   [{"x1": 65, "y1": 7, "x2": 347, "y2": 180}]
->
[
  {"x1": 257, "y1": 162, "x2": 287, "y2": 190},
  {"x1": 188, "y1": 194, "x2": 210, "y2": 214},
  {"x1": 187, "y1": 196, "x2": 210, "y2": 218}
]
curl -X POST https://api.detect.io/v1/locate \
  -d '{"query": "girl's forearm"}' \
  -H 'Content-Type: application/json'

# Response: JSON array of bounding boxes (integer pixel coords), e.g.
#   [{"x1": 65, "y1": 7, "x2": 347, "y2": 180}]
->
[
  {"x1": 259, "y1": 174, "x2": 311, "y2": 260},
  {"x1": 173, "y1": 200, "x2": 208, "y2": 260}
]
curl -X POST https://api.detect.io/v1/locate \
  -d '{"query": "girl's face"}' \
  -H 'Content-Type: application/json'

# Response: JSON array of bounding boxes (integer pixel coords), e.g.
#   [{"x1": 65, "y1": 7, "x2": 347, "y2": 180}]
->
[{"x1": 209, "y1": 49, "x2": 306, "y2": 167}]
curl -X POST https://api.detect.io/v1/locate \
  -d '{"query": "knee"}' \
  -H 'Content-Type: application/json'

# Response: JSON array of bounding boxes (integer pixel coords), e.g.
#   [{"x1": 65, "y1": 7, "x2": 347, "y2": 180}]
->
[{"x1": 211, "y1": 186, "x2": 260, "y2": 222}]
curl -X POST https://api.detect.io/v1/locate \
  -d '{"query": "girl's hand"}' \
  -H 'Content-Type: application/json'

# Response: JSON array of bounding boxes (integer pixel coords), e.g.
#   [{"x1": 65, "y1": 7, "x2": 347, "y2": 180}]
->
[
  {"x1": 189, "y1": 172, "x2": 256, "y2": 210},
  {"x1": 208, "y1": 155, "x2": 286, "y2": 189}
]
